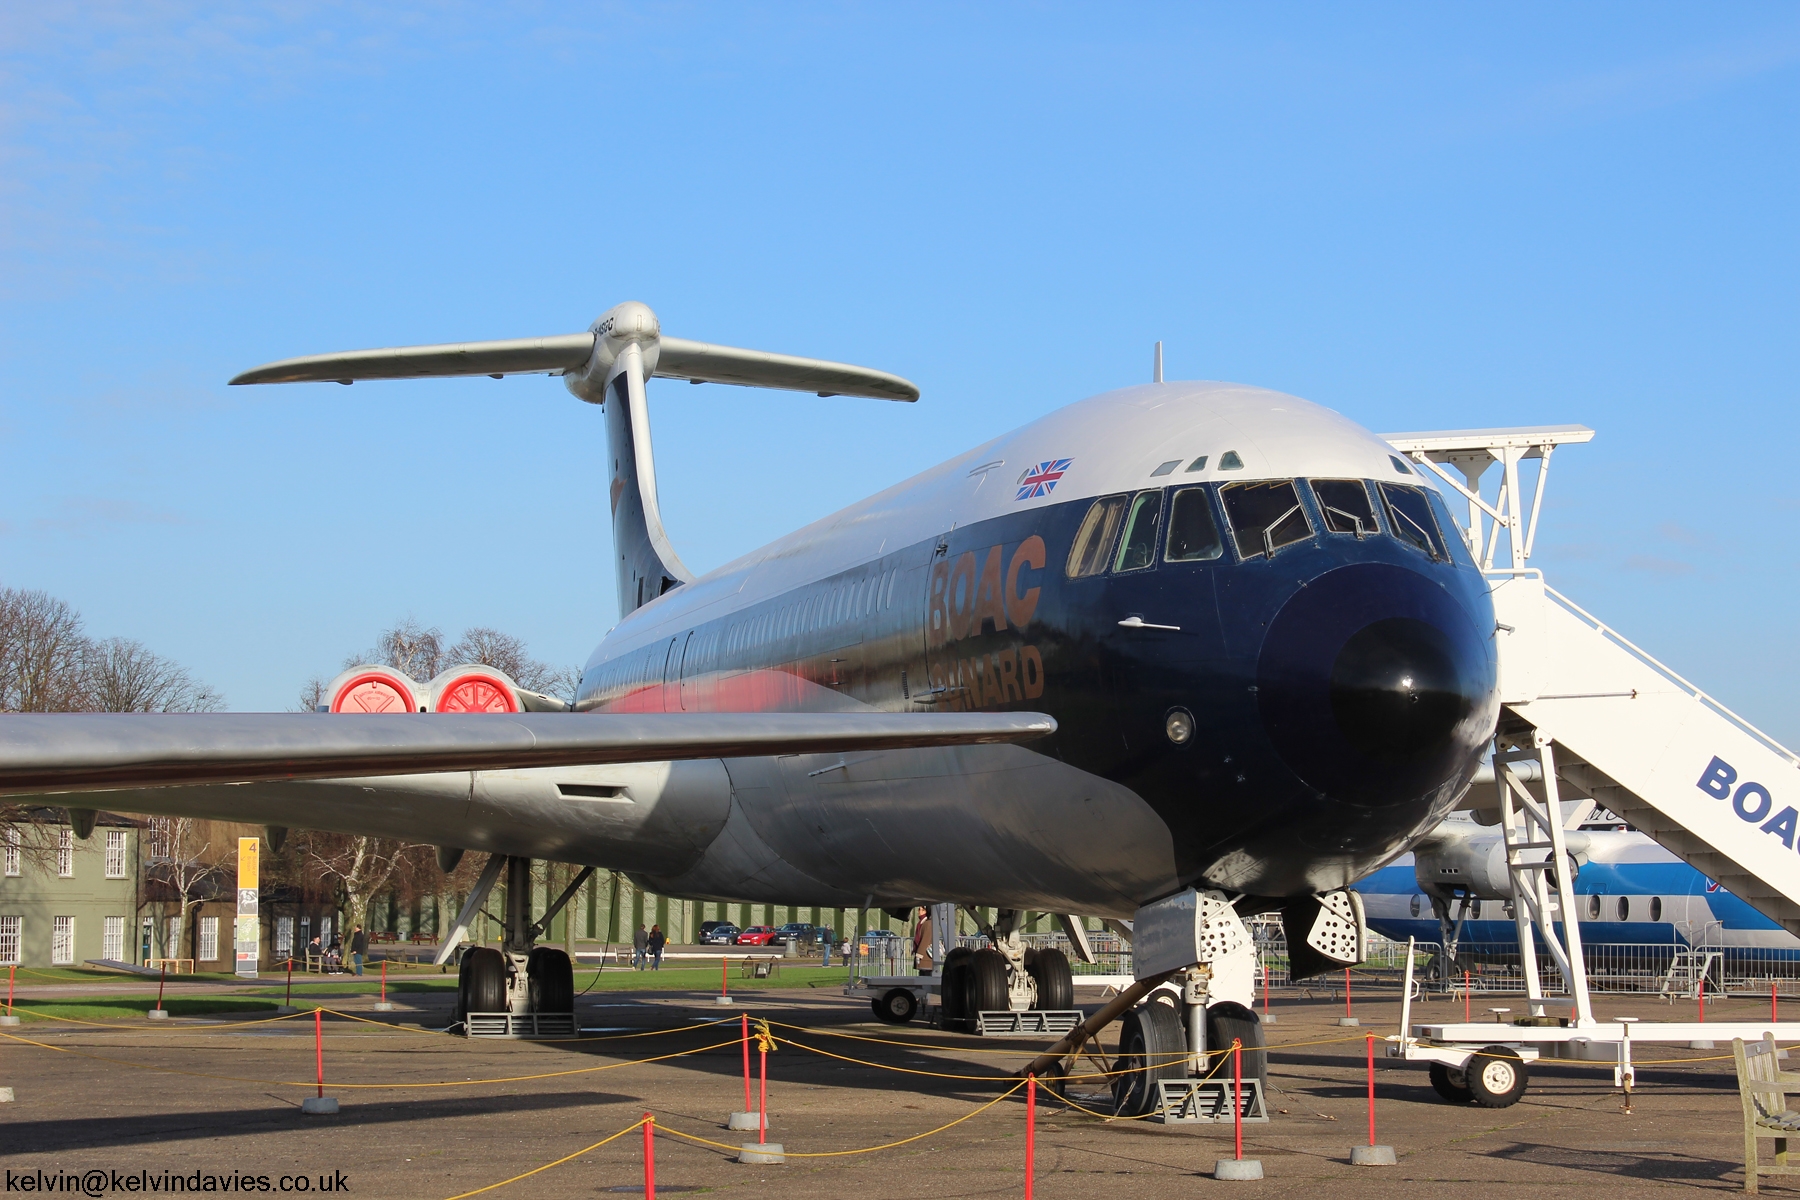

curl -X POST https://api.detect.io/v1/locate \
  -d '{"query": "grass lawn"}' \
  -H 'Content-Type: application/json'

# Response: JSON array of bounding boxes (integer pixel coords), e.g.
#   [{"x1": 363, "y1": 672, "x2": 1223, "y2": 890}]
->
[
  {"x1": 8, "y1": 966, "x2": 244, "y2": 985},
  {"x1": 241, "y1": 963, "x2": 857, "y2": 995},
  {"x1": 5, "y1": 997, "x2": 280, "y2": 1023}
]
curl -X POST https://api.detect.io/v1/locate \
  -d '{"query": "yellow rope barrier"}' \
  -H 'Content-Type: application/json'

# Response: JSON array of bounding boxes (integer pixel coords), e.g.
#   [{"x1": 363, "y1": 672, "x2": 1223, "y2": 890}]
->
[
  {"x1": 442, "y1": 1117, "x2": 648, "y2": 1200},
  {"x1": 659, "y1": 1079, "x2": 1030, "y2": 1157}
]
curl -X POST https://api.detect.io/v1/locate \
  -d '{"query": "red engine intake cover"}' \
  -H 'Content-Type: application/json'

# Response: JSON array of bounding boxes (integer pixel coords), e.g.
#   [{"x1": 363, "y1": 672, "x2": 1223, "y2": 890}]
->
[{"x1": 434, "y1": 673, "x2": 518, "y2": 714}]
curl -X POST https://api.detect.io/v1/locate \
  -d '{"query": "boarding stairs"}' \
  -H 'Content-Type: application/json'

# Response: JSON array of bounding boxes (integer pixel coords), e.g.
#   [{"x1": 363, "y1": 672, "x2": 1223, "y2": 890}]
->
[{"x1": 1381, "y1": 428, "x2": 1800, "y2": 1084}]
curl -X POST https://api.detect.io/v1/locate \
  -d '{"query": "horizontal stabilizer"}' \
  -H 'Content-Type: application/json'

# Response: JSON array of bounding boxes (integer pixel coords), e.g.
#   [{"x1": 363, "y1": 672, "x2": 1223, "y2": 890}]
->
[
  {"x1": 230, "y1": 321, "x2": 919, "y2": 400},
  {"x1": 230, "y1": 334, "x2": 597, "y2": 385},
  {"x1": 0, "y1": 710, "x2": 1054, "y2": 796}
]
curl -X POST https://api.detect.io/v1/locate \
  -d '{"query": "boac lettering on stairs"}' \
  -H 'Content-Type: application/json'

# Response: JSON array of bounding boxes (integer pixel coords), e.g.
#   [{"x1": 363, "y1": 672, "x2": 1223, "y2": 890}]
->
[{"x1": 1698, "y1": 756, "x2": 1797, "y2": 849}]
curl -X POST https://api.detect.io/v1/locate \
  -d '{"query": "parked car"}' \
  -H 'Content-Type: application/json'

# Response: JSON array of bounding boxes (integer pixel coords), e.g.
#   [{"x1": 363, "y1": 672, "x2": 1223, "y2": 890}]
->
[
  {"x1": 735, "y1": 926, "x2": 778, "y2": 946},
  {"x1": 698, "y1": 920, "x2": 729, "y2": 939},
  {"x1": 771, "y1": 922, "x2": 817, "y2": 947},
  {"x1": 701, "y1": 924, "x2": 740, "y2": 945}
]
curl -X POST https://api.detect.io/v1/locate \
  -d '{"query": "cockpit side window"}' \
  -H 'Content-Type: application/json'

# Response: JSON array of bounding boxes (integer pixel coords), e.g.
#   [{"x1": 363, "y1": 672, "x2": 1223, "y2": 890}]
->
[
  {"x1": 1220, "y1": 480, "x2": 1313, "y2": 559},
  {"x1": 1379, "y1": 483, "x2": 1447, "y2": 560},
  {"x1": 1112, "y1": 490, "x2": 1163, "y2": 572},
  {"x1": 1310, "y1": 479, "x2": 1378, "y2": 538},
  {"x1": 1164, "y1": 487, "x2": 1223, "y2": 562},
  {"x1": 1065, "y1": 494, "x2": 1129, "y2": 578},
  {"x1": 1425, "y1": 489, "x2": 1476, "y2": 567}
]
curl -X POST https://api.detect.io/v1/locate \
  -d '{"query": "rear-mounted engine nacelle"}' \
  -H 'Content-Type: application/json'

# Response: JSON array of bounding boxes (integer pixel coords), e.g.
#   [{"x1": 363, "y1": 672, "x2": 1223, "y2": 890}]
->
[{"x1": 321, "y1": 664, "x2": 525, "y2": 715}]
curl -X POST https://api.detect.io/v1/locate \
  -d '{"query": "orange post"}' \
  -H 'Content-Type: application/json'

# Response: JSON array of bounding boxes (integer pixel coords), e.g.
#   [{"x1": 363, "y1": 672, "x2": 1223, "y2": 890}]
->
[
  {"x1": 380, "y1": 959, "x2": 388, "y2": 1006},
  {"x1": 1365, "y1": 1034, "x2": 1377, "y2": 1146},
  {"x1": 722, "y1": 956, "x2": 729, "y2": 999},
  {"x1": 285, "y1": 957, "x2": 293, "y2": 1008},
  {"x1": 1698, "y1": 974, "x2": 1705, "y2": 1023},
  {"x1": 1463, "y1": 971, "x2": 1471, "y2": 1023},
  {"x1": 6, "y1": 963, "x2": 13, "y2": 1016},
  {"x1": 1345, "y1": 967, "x2": 1353, "y2": 1019},
  {"x1": 1232, "y1": 1037, "x2": 1244, "y2": 1160},
  {"x1": 1262, "y1": 966, "x2": 1270, "y2": 1020},
  {"x1": 642, "y1": 1113, "x2": 656, "y2": 1200},
  {"x1": 1776, "y1": 983, "x2": 1781, "y2": 1024},
  {"x1": 314, "y1": 1008, "x2": 325, "y2": 1098},
  {"x1": 759, "y1": 1042, "x2": 769, "y2": 1143},
  {"x1": 741, "y1": 1013, "x2": 752, "y2": 1113},
  {"x1": 1025, "y1": 1074, "x2": 1036, "y2": 1200},
  {"x1": 157, "y1": 962, "x2": 166, "y2": 1012}
]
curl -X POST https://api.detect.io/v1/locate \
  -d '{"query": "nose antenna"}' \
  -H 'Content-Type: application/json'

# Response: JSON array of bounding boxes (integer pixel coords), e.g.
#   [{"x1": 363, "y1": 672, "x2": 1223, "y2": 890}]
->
[{"x1": 1153, "y1": 341, "x2": 1163, "y2": 383}]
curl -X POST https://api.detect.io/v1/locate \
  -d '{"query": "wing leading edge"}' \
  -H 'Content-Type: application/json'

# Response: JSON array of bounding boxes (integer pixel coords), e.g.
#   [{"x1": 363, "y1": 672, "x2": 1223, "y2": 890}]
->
[{"x1": 0, "y1": 711, "x2": 1055, "y2": 796}]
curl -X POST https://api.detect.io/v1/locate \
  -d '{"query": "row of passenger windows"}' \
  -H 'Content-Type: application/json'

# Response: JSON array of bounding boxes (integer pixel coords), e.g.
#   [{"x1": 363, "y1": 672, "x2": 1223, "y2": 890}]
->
[
  {"x1": 1065, "y1": 477, "x2": 1460, "y2": 578},
  {"x1": 1411, "y1": 894, "x2": 1668, "y2": 921}
]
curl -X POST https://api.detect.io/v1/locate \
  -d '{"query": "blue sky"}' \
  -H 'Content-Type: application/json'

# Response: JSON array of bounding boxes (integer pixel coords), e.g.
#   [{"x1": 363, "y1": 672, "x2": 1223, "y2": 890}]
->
[{"x1": 1, "y1": 4, "x2": 1797, "y2": 740}]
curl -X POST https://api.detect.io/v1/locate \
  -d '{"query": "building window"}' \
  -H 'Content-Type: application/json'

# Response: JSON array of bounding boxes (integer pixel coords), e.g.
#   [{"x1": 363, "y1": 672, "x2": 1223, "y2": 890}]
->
[
  {"x1": 0, "y1": 916, "x2": 19, "y2": 964},
  {"x1": 165, "y1": 917, "x2": 181, "y2": 958},
  {"x1": 276, "y1": 916, "x2": 294, "y2": 958},
  {"x1": 146, "y1": 817, "x2": 171, "y2": 861},
  {"x1": 57, "y1": 829, "x2": 73, "y2": 878},
  {"x1": 104, "y1": 830, "x2": 127, "y2": 879},
  {"x1": 198, "y1": 916, "x2": 219, "y2": 962},
  {"x1": 104, "y1": 915, "x2": 125, "y2": 961},
  {"x1": 4, "y1": 828, "x2": 17, "y2": 877},
  {"x1": 52, "y1": 915, "x2": 75, "y2": 964}
]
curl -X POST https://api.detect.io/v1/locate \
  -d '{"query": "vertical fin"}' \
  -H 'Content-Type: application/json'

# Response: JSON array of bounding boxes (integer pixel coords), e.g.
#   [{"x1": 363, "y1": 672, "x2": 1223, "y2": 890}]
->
[{"x1": 605, "y1": 342, "x2": 693, "y2": 616}]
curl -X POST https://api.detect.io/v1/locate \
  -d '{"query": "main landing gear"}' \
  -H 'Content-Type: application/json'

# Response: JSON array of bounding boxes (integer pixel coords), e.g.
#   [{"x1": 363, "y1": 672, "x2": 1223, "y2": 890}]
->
[{"x1": 441, "y1": 853, "x2": 591, "y2": 1037}]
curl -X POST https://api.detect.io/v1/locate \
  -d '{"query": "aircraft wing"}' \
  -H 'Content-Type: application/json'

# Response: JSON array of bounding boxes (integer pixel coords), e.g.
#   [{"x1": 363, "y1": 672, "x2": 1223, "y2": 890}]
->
[{"x1": 0, "y1": 711, "x2": 1054, "y2": 797}]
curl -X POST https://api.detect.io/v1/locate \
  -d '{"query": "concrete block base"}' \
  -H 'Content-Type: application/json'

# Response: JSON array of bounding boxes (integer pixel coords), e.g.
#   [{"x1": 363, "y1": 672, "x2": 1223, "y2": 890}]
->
[
  {"x1": 1690, "y1": 1039, "x2": 1716, "y2": 1050},
  {"x1": 0, "y1": 1014, "x2": 20, "y2": 1026},
  {"x1": 1262, "y1": 1013, "x2": 1276, "y2": 1024},
  {"x1": 1351, "y1": 1145, "x2": 1397, "y2": 1165},
  {"x1": 1214, "y1": 1158, "x2": 1264, "y2": 1180},
  {"x1": 145, "y1": 1009, "x2": 168, "y2": 1021},
  {"x1": 300, "y1": 1097, "x2": 339, "y2": 1115},
  {"x1": 0, "y1": 1086, "x2": 14, "y2": 1102},
  {"x1": 714, "y1": 995, "x2": 735, "y2": 1005},
  {"x1": 276, "y1": 1006, "x2": 299, "y2": 1014},
  {"x1": 1337, "y1": 1017, "x2": 1361, "y2": 1027},
  {"x1": 371, "y1": 1002, "x2": 397, "y2": 1012},
  {"x1": 738, "y1": 1143, "x2": 785, "y2": 1164},
  {"x1": 728, "y1": 1112, "x2": 765, "y2": 1131}
]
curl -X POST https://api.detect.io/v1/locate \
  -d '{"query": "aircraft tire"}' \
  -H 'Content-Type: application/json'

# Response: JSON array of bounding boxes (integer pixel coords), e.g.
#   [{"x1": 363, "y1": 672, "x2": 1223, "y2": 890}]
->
[
  {"x1": 1111, "y1": 999, "x2": 1188, "y2": 1117},
  {"x1": 1205, "y1": 1001, "x2": 1267, "y2": 1094},
  {"x1": 873, "y1": 988, "x2": 918, "y2": 1024},
  {"x1": 460, "y1": 947, "x2": 508, "y2": 1019},
  {"x1": 940, "y1": 947, "x2": 974, "y2": 1028},
  {"x1": 526, "y1": 946, "x2": 574, "y2": 1013},
  {"x1": 1467, "y1": 1045, "x2": 1528, "y2": 1108},
  {"x1": 1028, "y1": 948, "x2": 1075, "y2": 1011},
  {"x1": 968, "y1": 949, "x2": 1010, "y2": 1016},
  {"x1": 1429, "y1": 1061, "x2": 1474, "y2": 1103}
]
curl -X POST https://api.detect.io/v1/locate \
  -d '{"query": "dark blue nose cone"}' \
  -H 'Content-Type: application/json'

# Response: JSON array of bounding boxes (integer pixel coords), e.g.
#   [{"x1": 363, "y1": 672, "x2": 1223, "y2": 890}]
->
[{"x1": 1258, "y1": 563, "x2": 1497, "y2": 808}]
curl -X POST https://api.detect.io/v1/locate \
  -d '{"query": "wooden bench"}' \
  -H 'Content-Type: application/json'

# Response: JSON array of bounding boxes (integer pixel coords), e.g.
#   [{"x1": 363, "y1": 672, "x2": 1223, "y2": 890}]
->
[
  {"x1": 146, "y1": 958, "x2": 194, "y2": 975},
  {"x1": 1734, "y1": 1033, "x2": 1800, "y2": 1192}
]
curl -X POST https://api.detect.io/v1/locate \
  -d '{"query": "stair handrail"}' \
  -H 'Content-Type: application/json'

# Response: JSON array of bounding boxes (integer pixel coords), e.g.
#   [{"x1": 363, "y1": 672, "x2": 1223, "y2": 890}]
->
[{"x1": 1514, "y1": 576, "x2": 1800, "y2": 769}]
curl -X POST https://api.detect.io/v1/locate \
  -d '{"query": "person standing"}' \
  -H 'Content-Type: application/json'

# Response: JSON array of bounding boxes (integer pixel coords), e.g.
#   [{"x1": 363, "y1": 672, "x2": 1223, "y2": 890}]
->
[
  {"x1": 350, "y1": 925, "x2": 368, "y2": 976},
  {"x1": 647, "y1": 924, "x2": 666, "y2": 971},
  {"x1": 820, "y1": 925, "x2": 833, "y2": 969},
  {"x1": 633, "y1": 923, "x2": 648, "y2": 970}
]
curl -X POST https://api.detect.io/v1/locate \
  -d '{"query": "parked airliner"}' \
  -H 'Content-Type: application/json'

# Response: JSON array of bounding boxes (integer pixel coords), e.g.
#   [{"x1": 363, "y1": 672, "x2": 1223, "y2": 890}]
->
[{"x1": 0, "y1": 302, "x2": 1502, "y2": 1091}]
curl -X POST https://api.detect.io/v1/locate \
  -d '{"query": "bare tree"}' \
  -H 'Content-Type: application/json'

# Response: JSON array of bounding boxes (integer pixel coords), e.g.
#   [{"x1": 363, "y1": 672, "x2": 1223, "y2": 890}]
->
[
  {"x1": 148, "y1": 816, "x2": 221, "y2": 962},
  {"x1": 447, "y1": 626, "x2": 580, "y2": 700},
  {"x1": 0, "y1": 588, "x2": 91, "y2": 712},
  {"x1": 294, "y1": 676, "x2": 327, "y2": 713},
  {"x1": 351, "y1": 617, "x2": 445, "y2": 683},
  {"x1": 304, "y1": 831, "x2": 430, "y2": 943},
  {"x1": 84, "y1": 638, "x2": 224, "y2": 713}
]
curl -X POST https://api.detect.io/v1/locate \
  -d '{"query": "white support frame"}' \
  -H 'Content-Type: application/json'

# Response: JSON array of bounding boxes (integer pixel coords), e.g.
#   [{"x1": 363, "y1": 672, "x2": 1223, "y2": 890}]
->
[
  {"x1": 1495, "y1": 734, "x2": 1595, "y2": 1026},
  {"x1": 1381, "y1": 425, "x2": 1594, "y2": 571}
]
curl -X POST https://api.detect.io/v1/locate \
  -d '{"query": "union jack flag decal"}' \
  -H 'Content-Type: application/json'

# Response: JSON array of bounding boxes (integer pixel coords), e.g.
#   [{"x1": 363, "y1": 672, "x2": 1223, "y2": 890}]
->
[{"x1": 1016, "y1": 458, "x2": 1073, "y2": 501}]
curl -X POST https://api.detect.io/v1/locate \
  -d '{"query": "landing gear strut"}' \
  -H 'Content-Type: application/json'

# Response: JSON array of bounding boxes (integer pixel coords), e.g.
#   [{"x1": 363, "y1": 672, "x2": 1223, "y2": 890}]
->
[{"x1": 441, "y1": 854, "x2": 591, "y2": 1032}]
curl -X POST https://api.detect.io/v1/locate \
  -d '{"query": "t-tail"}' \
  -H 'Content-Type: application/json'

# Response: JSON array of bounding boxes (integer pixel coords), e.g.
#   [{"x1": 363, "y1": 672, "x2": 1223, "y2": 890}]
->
[{"x1": 231, "y1": 300, "x2": 919, "y2": 618}]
